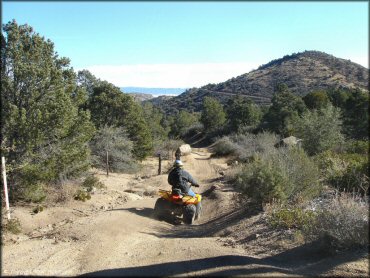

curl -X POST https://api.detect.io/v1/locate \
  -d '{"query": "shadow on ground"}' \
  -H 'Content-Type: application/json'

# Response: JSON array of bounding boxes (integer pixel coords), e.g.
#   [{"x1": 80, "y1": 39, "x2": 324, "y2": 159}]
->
[
  {"x1": 79, "y1": 255, "x2": 291, "y2": 277},
  {"x1": 111, "y1": 207, "x2": 154, "y2": 219},
  {"x1": 144, "y1": 206, "x2": 260, "y2": 239},
  {"x1": 80, "y1": 247, "x2": 367, "y2": 277}
]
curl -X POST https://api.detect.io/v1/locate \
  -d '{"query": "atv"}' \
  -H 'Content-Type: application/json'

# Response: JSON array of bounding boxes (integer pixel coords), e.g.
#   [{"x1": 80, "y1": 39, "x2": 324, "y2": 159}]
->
[{"x1": 153, "y1": 189, "x2": 202, "y2": 225}]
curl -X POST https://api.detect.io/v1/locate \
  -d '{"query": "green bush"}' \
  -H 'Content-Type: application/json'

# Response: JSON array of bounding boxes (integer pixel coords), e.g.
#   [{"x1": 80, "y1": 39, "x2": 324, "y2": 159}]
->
[
  {"x1": 21, "y1": 183, "x2": 46, "y2": 203},
  {"x1": 230, "y1": 148, "x2": 321, "y2": 204},
  {"x1": 82, "y1": 175, "x2": 105, "y2": 192},
  {"x1": 315, "y1": 151, "x2": 369, "y2": 194},
  {"x1": 32, "y1": 204, "x2": 44, "y2": 214},
  {"x1": 302, "y1": 193, "x2": 369, "y2": 250},
  {"x1": 343, "y1": 140, "x2": 369, "y2": 155},
  {"x1": 292, "y1": 104, "x2": 344, "y2": 155},
  {"x1": 74, "y1": 189, "x2": 91, "y2": 202},
  {"x1": 233, "y1": 160, "x2": 287, "y2": 203},
  {"x1": 269, "y1": 207, "x2": 316, "y2": 230},
  {"x1": 182, "y1": 122, "x2": 204, "y2": 138}
]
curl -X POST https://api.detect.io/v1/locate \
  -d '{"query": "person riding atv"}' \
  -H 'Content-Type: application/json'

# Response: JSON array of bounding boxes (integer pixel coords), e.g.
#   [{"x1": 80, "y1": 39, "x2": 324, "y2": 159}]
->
[
  {"x1": 168, "y1": 160, "x2": 199, "y2": 197},
  {"x1": 153, "y1": 160, "x2": 202, "y2": 224}
]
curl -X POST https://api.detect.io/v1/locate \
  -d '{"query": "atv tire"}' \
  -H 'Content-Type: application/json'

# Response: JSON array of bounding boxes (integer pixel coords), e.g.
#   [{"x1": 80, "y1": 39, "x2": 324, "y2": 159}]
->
[
  {"x1": 183, "y1": 204, "x2": 196, "y2": 225},
  {"x1": 195, "y1": 202, "x2": 202, "y2": 221},
  {"x1": 154, "y1": 198, "x2": 173, "y2": 221}
]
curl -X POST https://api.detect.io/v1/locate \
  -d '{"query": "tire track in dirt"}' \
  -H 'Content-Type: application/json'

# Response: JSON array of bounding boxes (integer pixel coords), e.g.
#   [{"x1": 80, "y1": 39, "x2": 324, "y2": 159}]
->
[
  {"x1": 74, "y1": 149, "x2": 293, "y2": 276},
  {"x1": 6, "y1": 149, "x2": 365, "y2": 276}
]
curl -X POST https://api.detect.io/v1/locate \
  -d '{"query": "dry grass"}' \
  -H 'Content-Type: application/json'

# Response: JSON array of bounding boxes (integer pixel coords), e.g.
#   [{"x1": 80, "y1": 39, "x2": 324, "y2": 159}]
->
[
  {"x1": 44, "y1": 183, "x2": 78, "y2": 205},
  {"x1": 3, "y1": 218, "x2": 22, "y2": 234},
  {"x1": 302, "y1": 192, "x2": 369, "y2": 250}
]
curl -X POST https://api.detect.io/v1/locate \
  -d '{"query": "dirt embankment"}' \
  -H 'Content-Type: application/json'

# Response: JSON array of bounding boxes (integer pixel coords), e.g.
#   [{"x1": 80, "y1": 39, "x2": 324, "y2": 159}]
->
[{"x1": 2, "y1": 149, "x2": 368, "y2": 277}]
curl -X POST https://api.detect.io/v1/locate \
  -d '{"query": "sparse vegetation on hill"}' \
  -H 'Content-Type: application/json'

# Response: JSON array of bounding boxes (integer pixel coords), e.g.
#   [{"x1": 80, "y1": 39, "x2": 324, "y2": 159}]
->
[{"x1": 150, "y1": 50, "x2": 368, "y2": 115}]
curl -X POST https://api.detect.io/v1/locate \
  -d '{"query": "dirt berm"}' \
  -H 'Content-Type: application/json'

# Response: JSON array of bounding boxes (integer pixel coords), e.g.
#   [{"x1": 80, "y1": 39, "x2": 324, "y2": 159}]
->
[{"x1": 2, "y1": 148, "x2": 368, "y2": 276}]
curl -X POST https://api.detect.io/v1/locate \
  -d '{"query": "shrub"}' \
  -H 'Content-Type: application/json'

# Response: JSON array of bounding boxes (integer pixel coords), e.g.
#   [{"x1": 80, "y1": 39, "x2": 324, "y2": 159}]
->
[
  {"x1": 269, "y1": 206, "x2": 316, "y2": 230},
  {"x1": 82, "y1": 175, "x2": 105, "y2": 192},
  {"x1": 292, "y1": 104, "x2": 344, "y2": 155},
  {"x1": 232, "y1": 160, "x2": 287, "y2": 203},
  {"x1": 212, "y1": 136, "x2": 237, "y2": 156},
  {"x1": 213, "y1": 132, "x2": 279, "y2": 162},
  {"x1": 154, "y1": 139, "x2": 184, "y2": 160},
  {"x1": 74, "y1": 189, "x2": 91, "y2": 201},
  {"x1": 21, "y1": 183, "x2": 46, "y2": 203},
  {"x1": 182, "y1": 122, "x2": 204, "y2": 138},
  {"x1": 4, "y1": 218, "x2": 22, "y2": 234},
  {"x1": 302, "y1": 192, "x2": 369, "y2": 250},
  {"x1": 90, "y1": 126, "x2": 139, "y2": 173},
  {"x1": 45, "y1": 183, "x2": 77, "y2": 204},
  {"x1": 315, "y1": 151, "x2": 369, "y2": 195},
  {"x1": 343, "y1": 139, "x2": 369, "y2": 155},
  {"x1": 230, "y1": 147, "x2": 321, "y2": 204},
  {"x1": 32, "y1": 204, "x2": 44, "y2": 214}
]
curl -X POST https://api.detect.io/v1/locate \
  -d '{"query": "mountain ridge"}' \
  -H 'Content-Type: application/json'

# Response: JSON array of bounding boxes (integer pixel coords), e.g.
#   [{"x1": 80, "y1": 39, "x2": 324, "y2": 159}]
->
[{"x1": 149, "y1": 50, "x2": 368, "y2": 114}]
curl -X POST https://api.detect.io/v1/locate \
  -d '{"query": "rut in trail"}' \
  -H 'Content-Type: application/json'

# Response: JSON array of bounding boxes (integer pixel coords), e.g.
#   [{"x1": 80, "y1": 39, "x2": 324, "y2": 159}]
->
[{"x1": 78, "y1": 148, "x2": 245, "y2": 276}]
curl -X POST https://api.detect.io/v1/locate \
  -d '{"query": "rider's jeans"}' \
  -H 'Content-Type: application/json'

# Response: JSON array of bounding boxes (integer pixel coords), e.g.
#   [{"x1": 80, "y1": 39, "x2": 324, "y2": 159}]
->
[{"x1": 187, "y1": 188, "x2": 196, "y2": 197}]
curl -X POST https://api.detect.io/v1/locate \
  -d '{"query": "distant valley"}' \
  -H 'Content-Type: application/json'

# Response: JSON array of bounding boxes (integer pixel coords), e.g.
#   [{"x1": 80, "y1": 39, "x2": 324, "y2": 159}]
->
[{"x1": 121, "y1": 87, "x2": 187, "y2": 96}]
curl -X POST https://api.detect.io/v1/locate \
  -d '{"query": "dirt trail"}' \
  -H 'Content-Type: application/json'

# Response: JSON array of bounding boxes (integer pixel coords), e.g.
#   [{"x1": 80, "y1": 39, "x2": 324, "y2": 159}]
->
[{"x1": 2, "y1": 148, "x2": 368, "y2": 277}]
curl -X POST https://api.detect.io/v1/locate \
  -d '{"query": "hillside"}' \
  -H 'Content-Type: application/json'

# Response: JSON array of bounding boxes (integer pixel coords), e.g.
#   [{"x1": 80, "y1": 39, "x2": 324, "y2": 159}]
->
[
  {"x1": 150, "y1": 51, "x2": 369, "y2": 114},
  {"x1": 126, "y1": 92, "x2": 154, "y2": 102}
]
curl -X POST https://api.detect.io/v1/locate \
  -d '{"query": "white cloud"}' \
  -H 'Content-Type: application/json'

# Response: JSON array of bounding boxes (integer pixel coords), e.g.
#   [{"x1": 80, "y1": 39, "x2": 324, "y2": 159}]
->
[{"x1": 80, "y1": 62, "x2": 259, "y2": 88}]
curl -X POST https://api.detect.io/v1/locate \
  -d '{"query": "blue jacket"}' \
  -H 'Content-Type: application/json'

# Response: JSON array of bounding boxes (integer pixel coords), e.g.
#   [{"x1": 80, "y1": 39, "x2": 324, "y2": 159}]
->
[{"x1": 168, "y1": 167, "x2": 199, "y2": 195}]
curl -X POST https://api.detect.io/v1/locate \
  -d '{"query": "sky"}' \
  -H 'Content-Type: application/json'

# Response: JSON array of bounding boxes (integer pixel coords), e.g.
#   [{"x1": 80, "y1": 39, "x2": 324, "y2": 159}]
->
[{"x1": 2, "y1": 1, "x2": 369, "y2": 88}]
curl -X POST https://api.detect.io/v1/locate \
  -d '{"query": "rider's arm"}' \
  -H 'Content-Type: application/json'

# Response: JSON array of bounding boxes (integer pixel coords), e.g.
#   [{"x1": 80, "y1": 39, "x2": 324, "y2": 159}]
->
[{"x1": 183, "y1": 170, "x2": 199, "y2": 187}]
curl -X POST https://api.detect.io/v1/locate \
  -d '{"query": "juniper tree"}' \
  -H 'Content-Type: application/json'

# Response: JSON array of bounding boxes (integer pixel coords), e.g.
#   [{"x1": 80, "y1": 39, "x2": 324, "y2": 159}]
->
[
  {"x1": 200, "y1": 97, "x2": 226, "y2": 133},
  {"x1": 1, "y1": 20, "x2": 95, "y2": 197},
  {"x1": 225, "y1": 96, "x2": 262, "y2": 133},
  {"x1": 262, "y1": 85, "x2": 306, "y2": 136},
  {"x1": 86, "y1": 80, "x2": 153, "y2": 160},
  {"x1": 292, "y1": 104, "x2": 344, "y2": 155}
]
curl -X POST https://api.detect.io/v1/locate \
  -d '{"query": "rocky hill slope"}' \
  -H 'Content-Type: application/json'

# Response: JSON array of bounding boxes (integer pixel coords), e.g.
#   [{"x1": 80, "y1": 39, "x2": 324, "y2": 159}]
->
[
  {"x1": 150, "y1": 51, "x2": 368, "y2": 114},
  {"x1": 127, "y1": 93, "x2": 154, "y2": 102}
]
